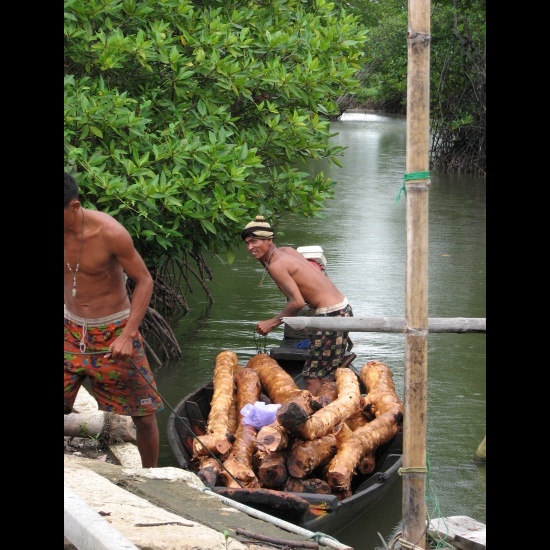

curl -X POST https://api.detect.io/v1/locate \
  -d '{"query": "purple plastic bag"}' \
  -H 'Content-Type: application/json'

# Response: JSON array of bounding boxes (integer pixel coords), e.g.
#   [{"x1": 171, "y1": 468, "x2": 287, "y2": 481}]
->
[{"x1": 240, "y1": 401, "x2": 282, "y2": 429}]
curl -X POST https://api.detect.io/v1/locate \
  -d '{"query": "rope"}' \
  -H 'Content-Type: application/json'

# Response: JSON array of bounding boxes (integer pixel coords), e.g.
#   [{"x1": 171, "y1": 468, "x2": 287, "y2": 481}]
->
[
  {"x1": 388, "y1": 531, "x2": 454, "y2": 550},
  {"x1": 398, "y1": 466, "x2": 428, "y2": 475},
  {"x1": 396, "y1": 170, "x2": 431, "y2": 202},
  {"x1": 395, "y1": 535, "x2": 426, "y2": 550},
  {"x1": 253, "y1": 331, "x2": 268, "y2": 354}
]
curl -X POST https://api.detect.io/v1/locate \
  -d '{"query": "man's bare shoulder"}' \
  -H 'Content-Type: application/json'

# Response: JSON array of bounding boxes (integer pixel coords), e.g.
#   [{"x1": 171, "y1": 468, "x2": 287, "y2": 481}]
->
[
  {"x1": 86, "y1": 209, "x2": 129, "y2": 236},
  {"x1": 278, "y1": 246, "x2": 304, "y2": 259}
]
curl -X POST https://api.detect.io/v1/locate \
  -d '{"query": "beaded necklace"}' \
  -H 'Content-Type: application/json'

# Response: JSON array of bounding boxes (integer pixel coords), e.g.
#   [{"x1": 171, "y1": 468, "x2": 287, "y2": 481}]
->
[
  {"x1": 259, "y1": 246, "x2": 276, "y2": 286},
  {"x1": 64, "y1": 209, "x2": 85, "y2": 297}
]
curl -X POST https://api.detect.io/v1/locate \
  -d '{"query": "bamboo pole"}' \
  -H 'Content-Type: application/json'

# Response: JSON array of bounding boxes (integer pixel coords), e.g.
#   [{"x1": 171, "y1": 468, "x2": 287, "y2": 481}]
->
[
  {"x1": 282, "y1": 316, "x2": 485, "y2": 333},
  {"x1": 402, "y1": 1, "x2": 431, "y2": 548}
]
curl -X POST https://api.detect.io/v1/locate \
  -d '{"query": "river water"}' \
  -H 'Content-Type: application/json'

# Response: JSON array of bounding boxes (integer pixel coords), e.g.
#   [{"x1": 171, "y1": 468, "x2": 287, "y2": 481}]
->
[{"x1": 151, "y1": 111, "x2": 486, "y2": 549}]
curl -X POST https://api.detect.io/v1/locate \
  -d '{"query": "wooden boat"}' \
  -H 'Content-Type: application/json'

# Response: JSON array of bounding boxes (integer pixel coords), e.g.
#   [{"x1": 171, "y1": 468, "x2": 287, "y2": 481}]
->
[
  {"x1": 167, "y1": 364, "x2": 403, "y2": 534},
  {"x1": 167, "y1": 246, "x2": 402, "y2": 533}
]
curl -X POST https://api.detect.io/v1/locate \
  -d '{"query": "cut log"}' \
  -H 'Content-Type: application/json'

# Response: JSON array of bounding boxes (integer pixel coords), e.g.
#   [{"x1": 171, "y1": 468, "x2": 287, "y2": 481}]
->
[
  {"x1": 296, "y1": 368, "x2": 361, "y2": 440},
  {"x1": 327, "y1": 414, "x2": 400, "y2": 496},
  {"x1": 357, "y1": 450, "x2": 376, "y2": 474},
  {"x1": 219, "y1": 367, "x2": 262, "y2": 488},
  {"x1": 220, "y1": 424, "x2": 261, "y2": 488},
  {"x1": 277, "y1": 399, "x2": 314, "y2": 431},
  {"x1": 247, "y1": 354, "x2": 311, "y2": 404},
  {"x1": 193, "y1": 350, "x2": 239, "y2": 457},
  {"x1": 284, "y1": 476, "x2": 332, "y2": 495},
  {"x1": 64, "y1": 411, "x2": 136, "y2": 442},
  {"x1": 256, "y1": 421, "x2": 289, "y2": 453},
  {"x1": 287, "y1": 435, "x2": 337, "y2": 479},
  {"x1": 213, "y1": 486, "x2": 311, "y2": 515},
  {"x1": 255, "y1": 450, "x2": 288, "y2": 488},
  {"x1": 359, "y1": 360, "x2": 404, "y2": 422},
  {"x1": 196, "y1": 456, "x2": 223, "y2": 487},
  {"x1": 314, "y1": 381, "x2": 338, "y2": 407},
  {"x1": 326, "y1": 361, "x2": 403, "y2": 495}
]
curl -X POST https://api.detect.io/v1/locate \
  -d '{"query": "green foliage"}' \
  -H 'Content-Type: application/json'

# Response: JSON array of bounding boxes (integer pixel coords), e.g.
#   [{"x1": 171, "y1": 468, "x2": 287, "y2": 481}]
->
[
  {"x1": 350, "y1": 0, "x2": 408, "y2": 112},
  {"x1": 341, "y1": 0, "x2": 485, "y2": 174},
  {"x1": 429, "y1": 0, "x2": 486, "y2": 174},
  {"x1": 64, "y1": 0, "x2": 369, "y2": 269}
]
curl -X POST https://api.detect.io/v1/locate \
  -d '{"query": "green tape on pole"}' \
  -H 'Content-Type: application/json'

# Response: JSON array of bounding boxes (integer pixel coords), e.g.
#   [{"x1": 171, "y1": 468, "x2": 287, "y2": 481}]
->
[{"x1": 396, "y1": 171, "x2": 431, "y2": 202}]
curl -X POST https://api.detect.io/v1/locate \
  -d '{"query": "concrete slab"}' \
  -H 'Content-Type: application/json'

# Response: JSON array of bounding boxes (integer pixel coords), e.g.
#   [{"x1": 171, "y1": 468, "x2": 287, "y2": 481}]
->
[
  {"x1": 64, "y1": 485, "x2": 139, "y2": 550},
  {"x1": 64, "y1": 456, "x2": 250, "y2": 550},
  {"x1": 108, "y1": 442, "x2": 143, "y2": 468}
]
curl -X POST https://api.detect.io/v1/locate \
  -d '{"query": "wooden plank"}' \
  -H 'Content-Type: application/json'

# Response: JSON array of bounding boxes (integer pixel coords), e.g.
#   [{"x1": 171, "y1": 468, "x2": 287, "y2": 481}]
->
[
  {"x1": 428, "y1": 516, "x2": 486, "y2": 550},
  {"x1": 283, "y1": 316, "x2": 486, "y2": 333}
]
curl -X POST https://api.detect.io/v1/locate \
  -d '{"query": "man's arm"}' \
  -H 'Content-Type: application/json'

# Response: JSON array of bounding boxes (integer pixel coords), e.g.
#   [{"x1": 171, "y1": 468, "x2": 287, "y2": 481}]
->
[
  {"x1": 255, "y1": 262, "x2": 306, "y2": 336},
  {"x1": 106, "y1": 223, "x2": 154, "y2": 359}
]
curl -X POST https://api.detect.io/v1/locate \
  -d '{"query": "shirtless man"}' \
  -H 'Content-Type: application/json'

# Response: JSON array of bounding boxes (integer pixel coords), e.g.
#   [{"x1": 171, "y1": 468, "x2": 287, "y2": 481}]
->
[
  {"x1": 64, "y1": 172, "x2": 163, "y2": 467},
  {"x1": 241, "y1": 216, "x2": 353, "y2": 394}
]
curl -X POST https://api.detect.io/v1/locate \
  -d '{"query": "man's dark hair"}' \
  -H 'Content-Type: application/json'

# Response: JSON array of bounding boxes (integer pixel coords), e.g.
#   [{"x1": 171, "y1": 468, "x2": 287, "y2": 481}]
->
[{"x1": 64, "y1": 172, "x2": 79, "y2": 208}]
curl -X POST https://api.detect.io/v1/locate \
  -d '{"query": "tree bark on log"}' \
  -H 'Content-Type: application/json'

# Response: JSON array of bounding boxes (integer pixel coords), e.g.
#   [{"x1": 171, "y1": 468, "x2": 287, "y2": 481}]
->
[
  {"x1": 255, "y1": 449, "x2": 288, "y2": 488},
  {"x1": 326, "y1": 361, "x2": 404, "y2": 495},
  {"x1": 256, "y1": 421, "x2": 289, "y2": 453},
  {"x1": 64, "y1": 411, "x2": 136, "y2": 442},
  {"x1": 287, "y1": 435, "x2": 337, "y2": 479},
  {"x1": 214, "y1": 486, "x2": 311, "y2": 515},
  {"x1": 196, "y1": 456, "x2": 223, "y2": 487},
  {"x1": 345, "y1": 410, "x2": 369, "y2": 431},
  {"x1": 220, "y1": 367, "x2": 262, "y2": 488},
  {"x1": 314, "y1": 381, "x2": 338, "y2": 407},
  {"x1": 220, "y1": 424, "x2": 261, "y2": 488},
  {"x1": 296, "y1": 368, "x2": 361, "y2": 440},
  {"x1": 193, "y1": 351, "x2": 239, "y2": 457},
  {"x1": 284, "y1": 476, "x2": 332, "y2": 494},
  {"x1": 247, "y1": 353, "x2": 312, "y2": 404}
]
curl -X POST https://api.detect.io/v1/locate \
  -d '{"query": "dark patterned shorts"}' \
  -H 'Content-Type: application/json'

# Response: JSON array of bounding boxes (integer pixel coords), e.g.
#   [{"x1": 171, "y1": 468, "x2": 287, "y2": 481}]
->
[{"x1": 303, "y1": 303, "x2": 353, "y2": 379}]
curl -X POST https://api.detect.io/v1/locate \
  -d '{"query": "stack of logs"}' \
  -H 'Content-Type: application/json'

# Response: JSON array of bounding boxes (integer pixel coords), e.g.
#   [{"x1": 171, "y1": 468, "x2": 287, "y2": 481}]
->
[{"x1": 191, "y1": 350, "x2": 403, "y2": 503}]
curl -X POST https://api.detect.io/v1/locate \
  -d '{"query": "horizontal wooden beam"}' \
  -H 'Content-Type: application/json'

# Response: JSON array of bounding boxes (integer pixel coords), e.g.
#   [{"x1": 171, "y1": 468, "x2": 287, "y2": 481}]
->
[{"x1": 281, "y1": 316, "x2": 486, "y2": 333}]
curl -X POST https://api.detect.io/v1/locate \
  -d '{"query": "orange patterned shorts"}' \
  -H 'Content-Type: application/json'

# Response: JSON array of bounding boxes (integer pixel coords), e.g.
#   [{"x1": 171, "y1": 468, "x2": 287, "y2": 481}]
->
[{"x1": 64, "y1": 310, "x2": 164, "y2": 417}]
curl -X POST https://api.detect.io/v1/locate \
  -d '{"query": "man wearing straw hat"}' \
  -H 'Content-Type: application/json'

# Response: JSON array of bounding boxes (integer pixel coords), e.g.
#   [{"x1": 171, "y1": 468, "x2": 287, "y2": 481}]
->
[{"x1": 241, "y1": 216, "x2": 353, "y2": 395}]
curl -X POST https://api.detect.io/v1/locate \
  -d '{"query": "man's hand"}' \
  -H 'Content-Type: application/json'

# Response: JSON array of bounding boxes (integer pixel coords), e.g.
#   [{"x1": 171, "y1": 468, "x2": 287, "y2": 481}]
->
[
  {"x1": 104, "y1": 333, "x2": 135, "y2": 360},
  {"x1": 256, "y1": 317, "x2": 283, "y2": 336}
]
